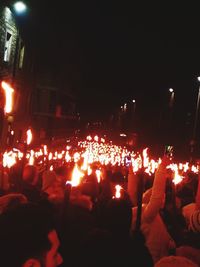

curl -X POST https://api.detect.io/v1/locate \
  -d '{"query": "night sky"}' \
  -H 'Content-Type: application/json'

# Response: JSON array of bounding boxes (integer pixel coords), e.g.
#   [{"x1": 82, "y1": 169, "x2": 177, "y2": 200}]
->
[{"x1": 16, "y1": 0, "x2": 200, "y2": 154}]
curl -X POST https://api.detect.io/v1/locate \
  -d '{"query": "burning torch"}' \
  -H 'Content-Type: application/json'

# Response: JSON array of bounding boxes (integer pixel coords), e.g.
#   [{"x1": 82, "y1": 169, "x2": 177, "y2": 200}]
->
[{"x1": 1, "y1": 81, "x2": 14, "y2": 148}]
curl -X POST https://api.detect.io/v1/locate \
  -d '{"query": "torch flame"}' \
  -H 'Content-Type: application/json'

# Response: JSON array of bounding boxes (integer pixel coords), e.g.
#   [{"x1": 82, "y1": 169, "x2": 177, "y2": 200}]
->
[
  {"x1": 1, "y1": 81, "x2": 14, "y2": 114},
  {"x1": 172, "y1": 167, "x2": 184, "y2": 185},
  {"x1": 114, "y1": 184, "x2": 122, "y2": 199},
  {"x1": 26, "y1": 129, "x2": 32, "y2": 145},
  {"x1": 95, "y1": 169, "x2": 101, "y2": 183},
  {"x1": 71, "y1": 164, "x2": 84, "y2": 187}
]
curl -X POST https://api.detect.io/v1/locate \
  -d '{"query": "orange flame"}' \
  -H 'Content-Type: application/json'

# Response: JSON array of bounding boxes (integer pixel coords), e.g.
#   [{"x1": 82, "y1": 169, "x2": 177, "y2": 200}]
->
[
  {"x1": 142, "y1": 148, "x2": 149, "y2": 168},
  {"x1": 1, "y1": 81, "x2": 14, "y2": 114},
  {"x1": 3, "y1": 151, "x2": 16, "y2": 168},
  {"x1": 28, "y1": 150, "x2": 35, "y2": 165},
  {"x1": 70, "y1": 164, "x2": 84, "y2": 187},
  {"x1": 172, "y1": 166, "x2": 184, "y2": 185},
  {"x1": 114, "y1": 184, "x2": 122, "y2": 199},
  {"x1": 26, "y1": 129, "x2": 32, "y2": 145},
  {"x1": 95, "y1": 169, "x2": 101, "y2": 183}
]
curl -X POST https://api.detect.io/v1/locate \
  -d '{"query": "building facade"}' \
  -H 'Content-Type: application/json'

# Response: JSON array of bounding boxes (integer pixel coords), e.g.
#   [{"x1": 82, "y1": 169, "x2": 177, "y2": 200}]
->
[{"x1": 0, "y1": 2, "x2": 78, "y2": 149}]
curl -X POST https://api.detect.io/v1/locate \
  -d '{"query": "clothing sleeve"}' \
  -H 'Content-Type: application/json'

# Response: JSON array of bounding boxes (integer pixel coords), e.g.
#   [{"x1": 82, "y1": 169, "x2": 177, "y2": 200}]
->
[
  {"x1": 127, "y1": 171, "x2": 139, "y2": 206},
  {"x1": 143, "y1": 163, "x2": 168, "y2": 223}
]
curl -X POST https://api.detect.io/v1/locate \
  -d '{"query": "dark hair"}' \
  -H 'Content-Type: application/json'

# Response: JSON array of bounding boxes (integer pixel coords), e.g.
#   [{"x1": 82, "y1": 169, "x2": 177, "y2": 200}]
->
[
  {"x1": 8, "y1": 163, "x2": 23, "y2": 191},
  {"x1": 103, "y1": 198, "x2": 132, "y2": 236},
  {"x1": 0, "y1": 202, "x2": 55, "y2": 267},
  {"x1": 22, "y1": 165, "x2": 38, "y2": 184}
]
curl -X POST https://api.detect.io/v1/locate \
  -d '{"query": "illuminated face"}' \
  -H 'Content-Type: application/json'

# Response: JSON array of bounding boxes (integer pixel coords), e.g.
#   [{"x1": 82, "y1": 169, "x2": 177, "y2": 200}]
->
[{"x1": 44, "y1": 230, "x2": 63, "y2": 267}]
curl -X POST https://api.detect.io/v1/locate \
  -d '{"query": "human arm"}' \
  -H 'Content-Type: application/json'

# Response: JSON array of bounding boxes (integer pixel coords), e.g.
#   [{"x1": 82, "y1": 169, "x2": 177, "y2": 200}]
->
[{"x1": 143, "y1": 156, "x2": 171, "y2": 223}]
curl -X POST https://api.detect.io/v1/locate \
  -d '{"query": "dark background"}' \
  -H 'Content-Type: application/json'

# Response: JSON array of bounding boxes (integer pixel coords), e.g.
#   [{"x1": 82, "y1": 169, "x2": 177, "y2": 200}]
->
[{"x1": 12, "y1": 0, "x2": 200, "y2": 158}]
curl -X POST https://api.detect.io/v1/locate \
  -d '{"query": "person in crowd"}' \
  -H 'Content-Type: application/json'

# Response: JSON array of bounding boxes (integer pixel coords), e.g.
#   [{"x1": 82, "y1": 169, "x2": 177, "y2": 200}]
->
[
  {"x1": 98, "y1": 165, "x2": 113, "y2": 202},
  {"x1": 0, "y1": 202, "x2": 63, "y2": 267},
  {"x1": 79, "y1": 197, "x2": 153, "y2": 267},
  {"x1": 159, "y1": 177, "x2": 186, "y2": 246},
  {"x1": 174, "y1": 205, "x2": 200, "y2": 265},
  {"x1": 8, "y1": 162, "x2": 23, "y2": 192},
  {"x1": 54, "y1": 164, "x2": 73, "y2": 185},
  {"x1": 81, "y1": 171, "x2": 99, "y2": 203},
  {"x1": 176, "y1": 171, "x2": 198, "y2": 208},
  {"x1": 0, "y1": 168, "x2": 10, "y2": 195},
  {"x1": 174, "y1": 171, "x2": 200, "y2": 258},
  {"x1": 0, "y1": 192, "x2": 27, "y2": 214},
  {"x1": 129, "y1": 155, "x2": 176, "y2": 263},
  {"x1": 42, "y1": 169, "x2": 65, "y2": 203},
  {"x1": 21, "y1": 164, "x2": 42, "y2": 203},
  {"x1": 181, "y1": 171, "x2": 200, "y2": 228},
  {"x1": 154, "y1": 255, "x2": 198, "y2": 267}
]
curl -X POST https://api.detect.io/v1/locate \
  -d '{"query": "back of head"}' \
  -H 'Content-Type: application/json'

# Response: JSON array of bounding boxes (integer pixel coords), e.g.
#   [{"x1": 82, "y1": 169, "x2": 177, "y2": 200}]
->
[
  {"x1": 0, "y1": 202, "x2": 55, "y2": 267},
  {"x1": 9, "y1": 163, "x2": 23, "y2": 191},
  {"x1": 111, "y1": 171, "x2": 124, "y2": 184},
  {"x1": 42, "y1": 170, "x2": 57, "y2": 191},
  {"x1": 155, "y1": 256, "x2": 198, "y2": 267},
  {"x1": 54, "y1": 165, "x2": 69, "y2": 178},
  {"x1": 22, "y1": 165, "x2": 38, "y2": 185},
  {"x1": 104, "y1": 198, "x2": 132, "y2": 236}
]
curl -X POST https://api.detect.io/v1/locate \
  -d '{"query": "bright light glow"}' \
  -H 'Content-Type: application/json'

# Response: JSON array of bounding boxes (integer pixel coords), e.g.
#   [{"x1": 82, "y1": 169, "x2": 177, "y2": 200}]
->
[
  {"x1": 198, "y1": 77, "x2": 200, "y2": 82},
  {"x1": 132, "y1": 99, "x2": 136, "y2": 103},
  {"x1": 13, "y1": 1, "x2": 27, "y2": 14},
  {"x1": 114, "y1": 184, "x2": 122, "y2": 199},
  {"x1": 70, "y1": 164, "x2": 84, "y2": 187},
  {"x1": 169, "y1": 88, "x2": 173, "y2": 93},
  {"x1": 26, "y1": 129, "x2": 32, "y2": 145},
  {"x1": 1, "y1": 81, "x2": 14, "y2": 114}
]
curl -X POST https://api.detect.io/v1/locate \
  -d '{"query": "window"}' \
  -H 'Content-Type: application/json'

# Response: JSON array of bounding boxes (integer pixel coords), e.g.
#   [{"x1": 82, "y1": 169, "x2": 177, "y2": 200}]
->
[
  {"x1": 19, "y1": 43, "x2": 25, "y2": 69},
  {"x1": 4, "y1": 31, "x2": 12, "y2": 62}
]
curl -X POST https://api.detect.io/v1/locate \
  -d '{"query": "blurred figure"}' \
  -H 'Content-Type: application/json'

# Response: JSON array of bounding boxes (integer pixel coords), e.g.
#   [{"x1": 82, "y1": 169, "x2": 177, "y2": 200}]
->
[
  {"x1": 21, "y1": 164, "x2": 41, "y2": 203},
  {"x1": 0, "y1": 169, "x2": 10, "y2": 195},
  {"x1": 154, "y1": 255, "x2": 198, "y2": 267},
  {"x1": 130, "y1": 156, "x2": 176, "y2": 263},
  {"x1": 42, "y1": 170, "x2": 65, "y2": 203},
  {"x1": 0, "y1": 202, "x2": 63, "y2": 267},
  {"x1": 0, "y1": 193, "x2": 27, "y2": 214},
  {"x1": 81, "y1": 197, "x2": 153, "y2": 267}
]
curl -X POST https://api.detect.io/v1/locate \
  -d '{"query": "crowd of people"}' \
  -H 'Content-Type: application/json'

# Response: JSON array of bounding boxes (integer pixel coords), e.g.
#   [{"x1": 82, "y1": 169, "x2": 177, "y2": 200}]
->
[{"x1": 0, "y1": 138, "x2": 200, "y2": 267}]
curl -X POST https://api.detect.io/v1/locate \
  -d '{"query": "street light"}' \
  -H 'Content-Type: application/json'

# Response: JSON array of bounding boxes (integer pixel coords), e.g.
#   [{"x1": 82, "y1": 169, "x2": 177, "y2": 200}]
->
[
  {"x1": 13, "y1": 1, "x2": 27, "y2": 14},
  {"x1": 168, "y1": 88, "x2": 175, "y2": 131},
  {"x1": 11, "y1": 1, "x2": 27, "y2": 80},
  {"x1": 132, "y1": 99, "x2": 136, "y2": 112},
  {"x1": 169, "y1": 88, "x2": 175, "y2": 109}
]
